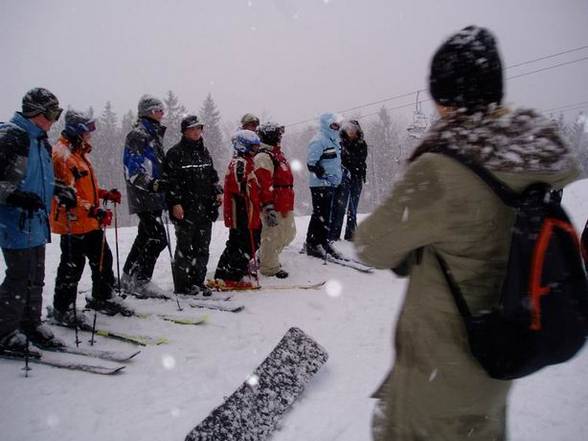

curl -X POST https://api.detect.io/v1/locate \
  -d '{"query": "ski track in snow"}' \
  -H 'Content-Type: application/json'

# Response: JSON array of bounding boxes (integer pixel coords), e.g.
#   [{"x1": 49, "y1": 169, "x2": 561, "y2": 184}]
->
[{"x1": 2, "y1": 183, "x2": 588, "y2": 440}]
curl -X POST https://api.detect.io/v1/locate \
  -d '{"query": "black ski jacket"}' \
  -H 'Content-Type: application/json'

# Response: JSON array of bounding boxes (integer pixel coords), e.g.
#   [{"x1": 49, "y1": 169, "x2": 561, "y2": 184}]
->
[
  {"x1": 163, "y1": 137, "x2": 222, "y2": 222},
  {"x1": 340, "y1": 129, "x2": 368, "y2": 183}
]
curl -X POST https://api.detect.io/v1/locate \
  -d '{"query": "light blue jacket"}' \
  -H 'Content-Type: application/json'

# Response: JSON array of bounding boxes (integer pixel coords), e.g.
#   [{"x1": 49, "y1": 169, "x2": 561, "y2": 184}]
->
[
  {"x1": 307, "y1": 113, "x2": 342, "y2": 188},
  {"x1": 0, "y1": 113, "x2": 54, "y2": 249}
]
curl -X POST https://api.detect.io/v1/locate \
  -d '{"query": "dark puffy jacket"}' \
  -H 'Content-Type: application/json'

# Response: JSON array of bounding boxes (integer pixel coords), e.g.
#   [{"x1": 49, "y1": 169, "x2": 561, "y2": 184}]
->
[
  {"x1": 163, "y1": 137, "x2": 221, "y2": 222},
  {"x1": 340, "y1": 122, "x2": 368, "y2": 182},
  {"x1": 122, "y1": 118, "x2": 166, "y2": 214},
  {"x1": 0, "y1": 113, "x2": 54, "y2": 249}
]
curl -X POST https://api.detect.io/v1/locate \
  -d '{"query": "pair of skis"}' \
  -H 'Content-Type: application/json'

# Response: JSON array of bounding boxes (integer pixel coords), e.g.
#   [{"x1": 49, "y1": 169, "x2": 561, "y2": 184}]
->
[
  {"x1": 129, "y1": 280, "x2": 328, "y2": 314},
  {"x1": 0, "y1": 339, "x2": 140, "y2": 376}
]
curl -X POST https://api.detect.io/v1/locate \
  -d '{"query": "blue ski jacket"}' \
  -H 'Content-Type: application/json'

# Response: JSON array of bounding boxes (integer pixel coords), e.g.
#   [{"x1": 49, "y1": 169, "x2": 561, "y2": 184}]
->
[
  {"x1": 307, "y1": 112, "x2": 342, "y2": 188},
  {"x1": 123, "y1": 118, "x2": 166, "y2": 214},
  {"x1": 0, "y1": 113, "x2": 55, "y2": 249}
]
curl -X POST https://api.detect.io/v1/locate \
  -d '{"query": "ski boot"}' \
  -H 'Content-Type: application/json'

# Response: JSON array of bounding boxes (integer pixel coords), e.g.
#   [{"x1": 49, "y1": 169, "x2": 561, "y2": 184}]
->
[
  {"x1": 85, "y1": 296, "x2": 134, "y2": 317},
  {"x1": 21, "y1": 323, "x2": 65, "y2": 349},
  {"x1": 0, "y1": 329, "x2": 41, "y2": 358},
  {"x1": 47, "y1": 305, "x2": 92, "y2": 328}
]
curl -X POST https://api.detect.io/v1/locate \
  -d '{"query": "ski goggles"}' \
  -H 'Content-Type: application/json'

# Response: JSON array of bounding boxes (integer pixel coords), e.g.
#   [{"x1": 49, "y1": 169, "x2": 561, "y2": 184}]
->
[{"x1": 44, "y1": 106, "x2": 64, "y2": 122}]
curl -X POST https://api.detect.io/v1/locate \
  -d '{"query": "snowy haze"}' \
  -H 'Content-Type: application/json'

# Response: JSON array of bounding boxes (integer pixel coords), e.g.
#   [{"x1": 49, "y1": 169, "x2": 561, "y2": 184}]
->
[{"x1": 1, "y1": 0, "x2": 588, "y2": 126}]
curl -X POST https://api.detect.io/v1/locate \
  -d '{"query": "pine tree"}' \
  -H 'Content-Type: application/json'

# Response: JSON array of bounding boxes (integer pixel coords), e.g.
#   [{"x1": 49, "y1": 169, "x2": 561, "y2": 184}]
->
[
  {"x1": 199, "y1": 93, "x2": 226, "y2": 167},
  {"x1": 92, "y1": 101, "x2": 122, "y2": 190},
  {"x1": 121, "y1": 110, "x2": 136, "y2": 137},
  {"x1": 162, "y1": 90, "x2": 187, "y2": 149},
  {"x1": 362, "y1": 106, "x2": 407, "y2": 208}
]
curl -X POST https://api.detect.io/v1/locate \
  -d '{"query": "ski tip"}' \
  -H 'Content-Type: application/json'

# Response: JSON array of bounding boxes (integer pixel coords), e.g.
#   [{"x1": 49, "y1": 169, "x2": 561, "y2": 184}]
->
[
  {"x1": 128, "y1": 351, "x2": 141, "y2": 360},
  {"x1": 111, "y1": 365, "x2": 126, "y2": 375}
]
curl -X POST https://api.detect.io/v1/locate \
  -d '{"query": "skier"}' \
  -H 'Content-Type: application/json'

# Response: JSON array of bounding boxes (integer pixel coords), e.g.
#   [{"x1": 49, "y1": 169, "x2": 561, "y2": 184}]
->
[
  {"x1": 213, "y1": 130, "x2": 261, "y2": 289},
  {"x1": 49, "y1": 110, "x2": 132, "y2": 326},
  {"x1": 304, "y1": 112, "x2": 343, "y2": 258},
  {"x1": 121, "y1": 95, "x2": 168, "y2": 297},
  {"x1": 329, "y1": 119, "x2": 367, "y2": 242},
  {"x1": 0, "y1": 88, "x2": 74, "y2": 354},
  {"x1": 240, "y1": 113, "x2": 260, "y2": 132},
  {"x1": 254, "y1": 122, "x2": 295, "y2": 279},
  {"x1": 163, "y1": 115, "x2": 222, "y2": 296},
  {"x1": 354, "y1": 26, "x2": 579, "y2": 441}
]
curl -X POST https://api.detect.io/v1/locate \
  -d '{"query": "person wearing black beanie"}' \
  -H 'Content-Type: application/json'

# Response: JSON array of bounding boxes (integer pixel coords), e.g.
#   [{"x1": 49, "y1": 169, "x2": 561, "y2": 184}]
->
[
  {"x1": 355, "y1": 26, "x2": 579, "y2": 441},
  {"x1": 429, "y1": 25, "x2": 503, "y2": 113}
]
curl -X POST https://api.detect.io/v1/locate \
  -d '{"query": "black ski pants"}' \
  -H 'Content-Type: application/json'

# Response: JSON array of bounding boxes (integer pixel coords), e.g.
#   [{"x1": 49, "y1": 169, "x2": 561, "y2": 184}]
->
[
  {"x1": 215, "y1": 198, "x2": 260, "y2": 282},
  {"x1": 306, "y1": 186, "x2": 335, "y2": 248},
  {"x1": 123, "y1": 210, "x2": 167, "y2": 283},
  {"x1": 53, "y1": 229, "x2": 115, "y2": 312},
  {"x1": 173, "y1": 217, "x2": 212, "y2": 293},
  {"x1": 0, "y1": 246, "x2": 45, "y2": 338}
]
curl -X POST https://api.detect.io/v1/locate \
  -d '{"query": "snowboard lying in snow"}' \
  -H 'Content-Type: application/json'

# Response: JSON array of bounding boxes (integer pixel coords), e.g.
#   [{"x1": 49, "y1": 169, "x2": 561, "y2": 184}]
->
[{"x1": 185, "y1": 327, "x2": 328, "y2": 441}]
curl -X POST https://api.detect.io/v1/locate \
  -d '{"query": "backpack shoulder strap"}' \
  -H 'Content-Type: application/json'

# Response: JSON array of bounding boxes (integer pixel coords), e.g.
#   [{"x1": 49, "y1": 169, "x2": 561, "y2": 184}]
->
[
  {"x1": 435, "y1": 149, "x2": 521, "y2": 207},
  {"x1": 434, "y1": 252, "x2": 472, "y2": 319}
]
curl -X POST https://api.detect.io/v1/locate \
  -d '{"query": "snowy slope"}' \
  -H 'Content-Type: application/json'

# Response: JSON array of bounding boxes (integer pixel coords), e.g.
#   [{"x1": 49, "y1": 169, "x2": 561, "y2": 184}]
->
[{"x1": 1, "y1": 183, "x2": 588, "y2": 441}]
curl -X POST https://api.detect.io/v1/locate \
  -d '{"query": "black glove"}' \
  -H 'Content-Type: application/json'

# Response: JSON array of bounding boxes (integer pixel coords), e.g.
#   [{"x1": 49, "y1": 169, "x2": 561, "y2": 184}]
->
[
  {"x1": 308, "y1": 164, "x2": 325, "y2": 178},
  {"x1": 54, "y1": 185, "x2": 77, "y2": 209},
  {"x1": 6, "y1": 190, "x2": 44, "y2": 211}
]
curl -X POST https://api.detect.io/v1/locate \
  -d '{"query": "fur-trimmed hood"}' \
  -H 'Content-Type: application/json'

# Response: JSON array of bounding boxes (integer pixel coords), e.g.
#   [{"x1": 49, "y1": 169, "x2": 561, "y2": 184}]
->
[{"x1": 410, "y1": 107, "x2": 574, "y2": 173}]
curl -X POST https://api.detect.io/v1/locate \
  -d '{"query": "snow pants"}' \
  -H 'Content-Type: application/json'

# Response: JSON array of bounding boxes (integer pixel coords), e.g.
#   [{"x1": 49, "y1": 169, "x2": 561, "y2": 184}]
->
[
  {"x1": 0, "y1": 246, "x2": 45, "y2": 338},
  {"x1": 215, "y1": 198, "x2": 260, "y2": 282},
  {"x1": 172, "y1": 217, "x2": 212, "y2": 293},
  {"x1": 305, "y1": 187, "x2": 335, "y2": 248},
  {"x1": 123, "y1": 210, "x2": 167, "y2": 283},
  {"x1": 53, "y1": 229, "x2": 115, "y2": 312},
  {"x1": 330, "y1": 170, "x2": 363, "y2": 241},
  {"x1": 259, "y1": 211, "x2": 296, "y2": 276}
]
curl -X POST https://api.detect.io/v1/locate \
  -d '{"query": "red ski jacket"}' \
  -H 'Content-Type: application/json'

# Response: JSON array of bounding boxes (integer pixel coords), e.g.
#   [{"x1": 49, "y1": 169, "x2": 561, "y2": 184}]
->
[
  {"x1": 223, "y1": 154, "x2": 261, "y2": 230},
  {"x1": 254, "y1": 146, "x2": 295, "y2": 213}
]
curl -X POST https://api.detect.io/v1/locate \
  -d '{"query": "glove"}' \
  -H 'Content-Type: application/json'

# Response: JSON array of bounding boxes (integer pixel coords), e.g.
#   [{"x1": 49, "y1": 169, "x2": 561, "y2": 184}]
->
[
  {"x1": 89, "y1": 206, "x2": 113, "y2": 226},
  {"x1": 149, "y1": 179, "x2": 166, "y2": 193},
  {"x1": 54, "y1": 185, "x2": 77, "y2": 209},
  {"x1": 101, "y1": 188, "x2": 121, "y2": 204},
  {"x1": 262, "y1": 204, "x2": 279, "y2": 227},
  {"x1": 308, "y1": 164, "x2": 325, "y2": 179},
  {"x1": 6, "y1": 190, "x2": 44, "y2": 211}
]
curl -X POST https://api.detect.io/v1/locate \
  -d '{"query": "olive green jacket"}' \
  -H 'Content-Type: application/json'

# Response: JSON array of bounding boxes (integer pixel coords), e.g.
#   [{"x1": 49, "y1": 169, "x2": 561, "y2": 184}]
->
[{"x1": 356, "y1": 108, "x2": 579, "y2": 441}]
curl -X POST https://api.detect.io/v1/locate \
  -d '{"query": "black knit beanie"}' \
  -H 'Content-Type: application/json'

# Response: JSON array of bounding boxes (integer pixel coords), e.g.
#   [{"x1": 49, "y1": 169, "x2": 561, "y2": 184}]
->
[{"x1": 429, "y1": 26, "x2": 503, "y2": 113}]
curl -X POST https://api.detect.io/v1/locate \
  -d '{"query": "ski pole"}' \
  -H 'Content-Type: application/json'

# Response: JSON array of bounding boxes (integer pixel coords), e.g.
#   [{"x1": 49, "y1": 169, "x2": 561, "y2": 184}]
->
[
  {"x1": 161, "y1": 212, "x2": 183, "y2": 311},
  {"x1": 64, "y1": 207, "x2": 81, "y2": 348},
  {"x1": 91, "y1": 201, "x2": 109, "y2": 346},
  {"x1": 22, "y1": 213, "x2": 34, "y2": 377},
  {"x1": 113, "y1": 202, "x2": 122, "y2": 296},
  {"x1": 248, "y1": 228, "x2": 260, "y2": 288}
]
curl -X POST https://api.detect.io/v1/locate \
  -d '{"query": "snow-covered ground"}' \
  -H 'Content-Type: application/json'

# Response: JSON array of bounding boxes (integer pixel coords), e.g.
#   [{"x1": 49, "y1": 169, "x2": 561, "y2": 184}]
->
[{"x1": 1, "y1": 181, "x2": 588, "y2": 441}]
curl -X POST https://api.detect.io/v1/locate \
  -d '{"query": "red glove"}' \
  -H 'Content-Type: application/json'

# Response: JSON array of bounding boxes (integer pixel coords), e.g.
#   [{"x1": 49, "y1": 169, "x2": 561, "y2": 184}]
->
[
  {"x1": 89, "y1": 206, "x2": 113, "y2": 226},
  {"x1": 99, "y1": 188, "x2": 122, "y2": 204}
]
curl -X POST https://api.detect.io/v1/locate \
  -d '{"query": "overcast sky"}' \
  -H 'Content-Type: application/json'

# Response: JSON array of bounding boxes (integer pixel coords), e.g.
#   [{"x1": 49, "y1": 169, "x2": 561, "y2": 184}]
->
[{"x1": 1, "y1": 0, "x2": 587, "y2": 128}]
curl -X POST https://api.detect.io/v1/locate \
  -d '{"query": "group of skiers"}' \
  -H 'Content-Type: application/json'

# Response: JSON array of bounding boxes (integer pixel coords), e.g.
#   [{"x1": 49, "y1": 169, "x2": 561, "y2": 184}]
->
[
  {"x1": 0, "y1": 89, "x2": 368, "y2": 356},
  {"x1": 3, "y1": 22, "x2": 588, "y2": 441}
]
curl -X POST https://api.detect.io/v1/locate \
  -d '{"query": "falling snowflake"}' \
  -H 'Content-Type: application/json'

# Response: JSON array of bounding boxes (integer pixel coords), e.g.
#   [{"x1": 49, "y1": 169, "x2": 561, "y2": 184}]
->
[
  {"x1": 325, "y1": 279, "x2": 343, "y2": 297},
  {"x1": 170, "y1": 407, "x2": 181, "y2": 418},
  {"x1": 290, "y1": 159, "x2": 303, "y2": 172},
  {"x1": 162, "y1": 354, "x2": 176, "y2": 370},
  {"x1": 247, "y1": 374, "x2": 259, "y2": 387}
]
